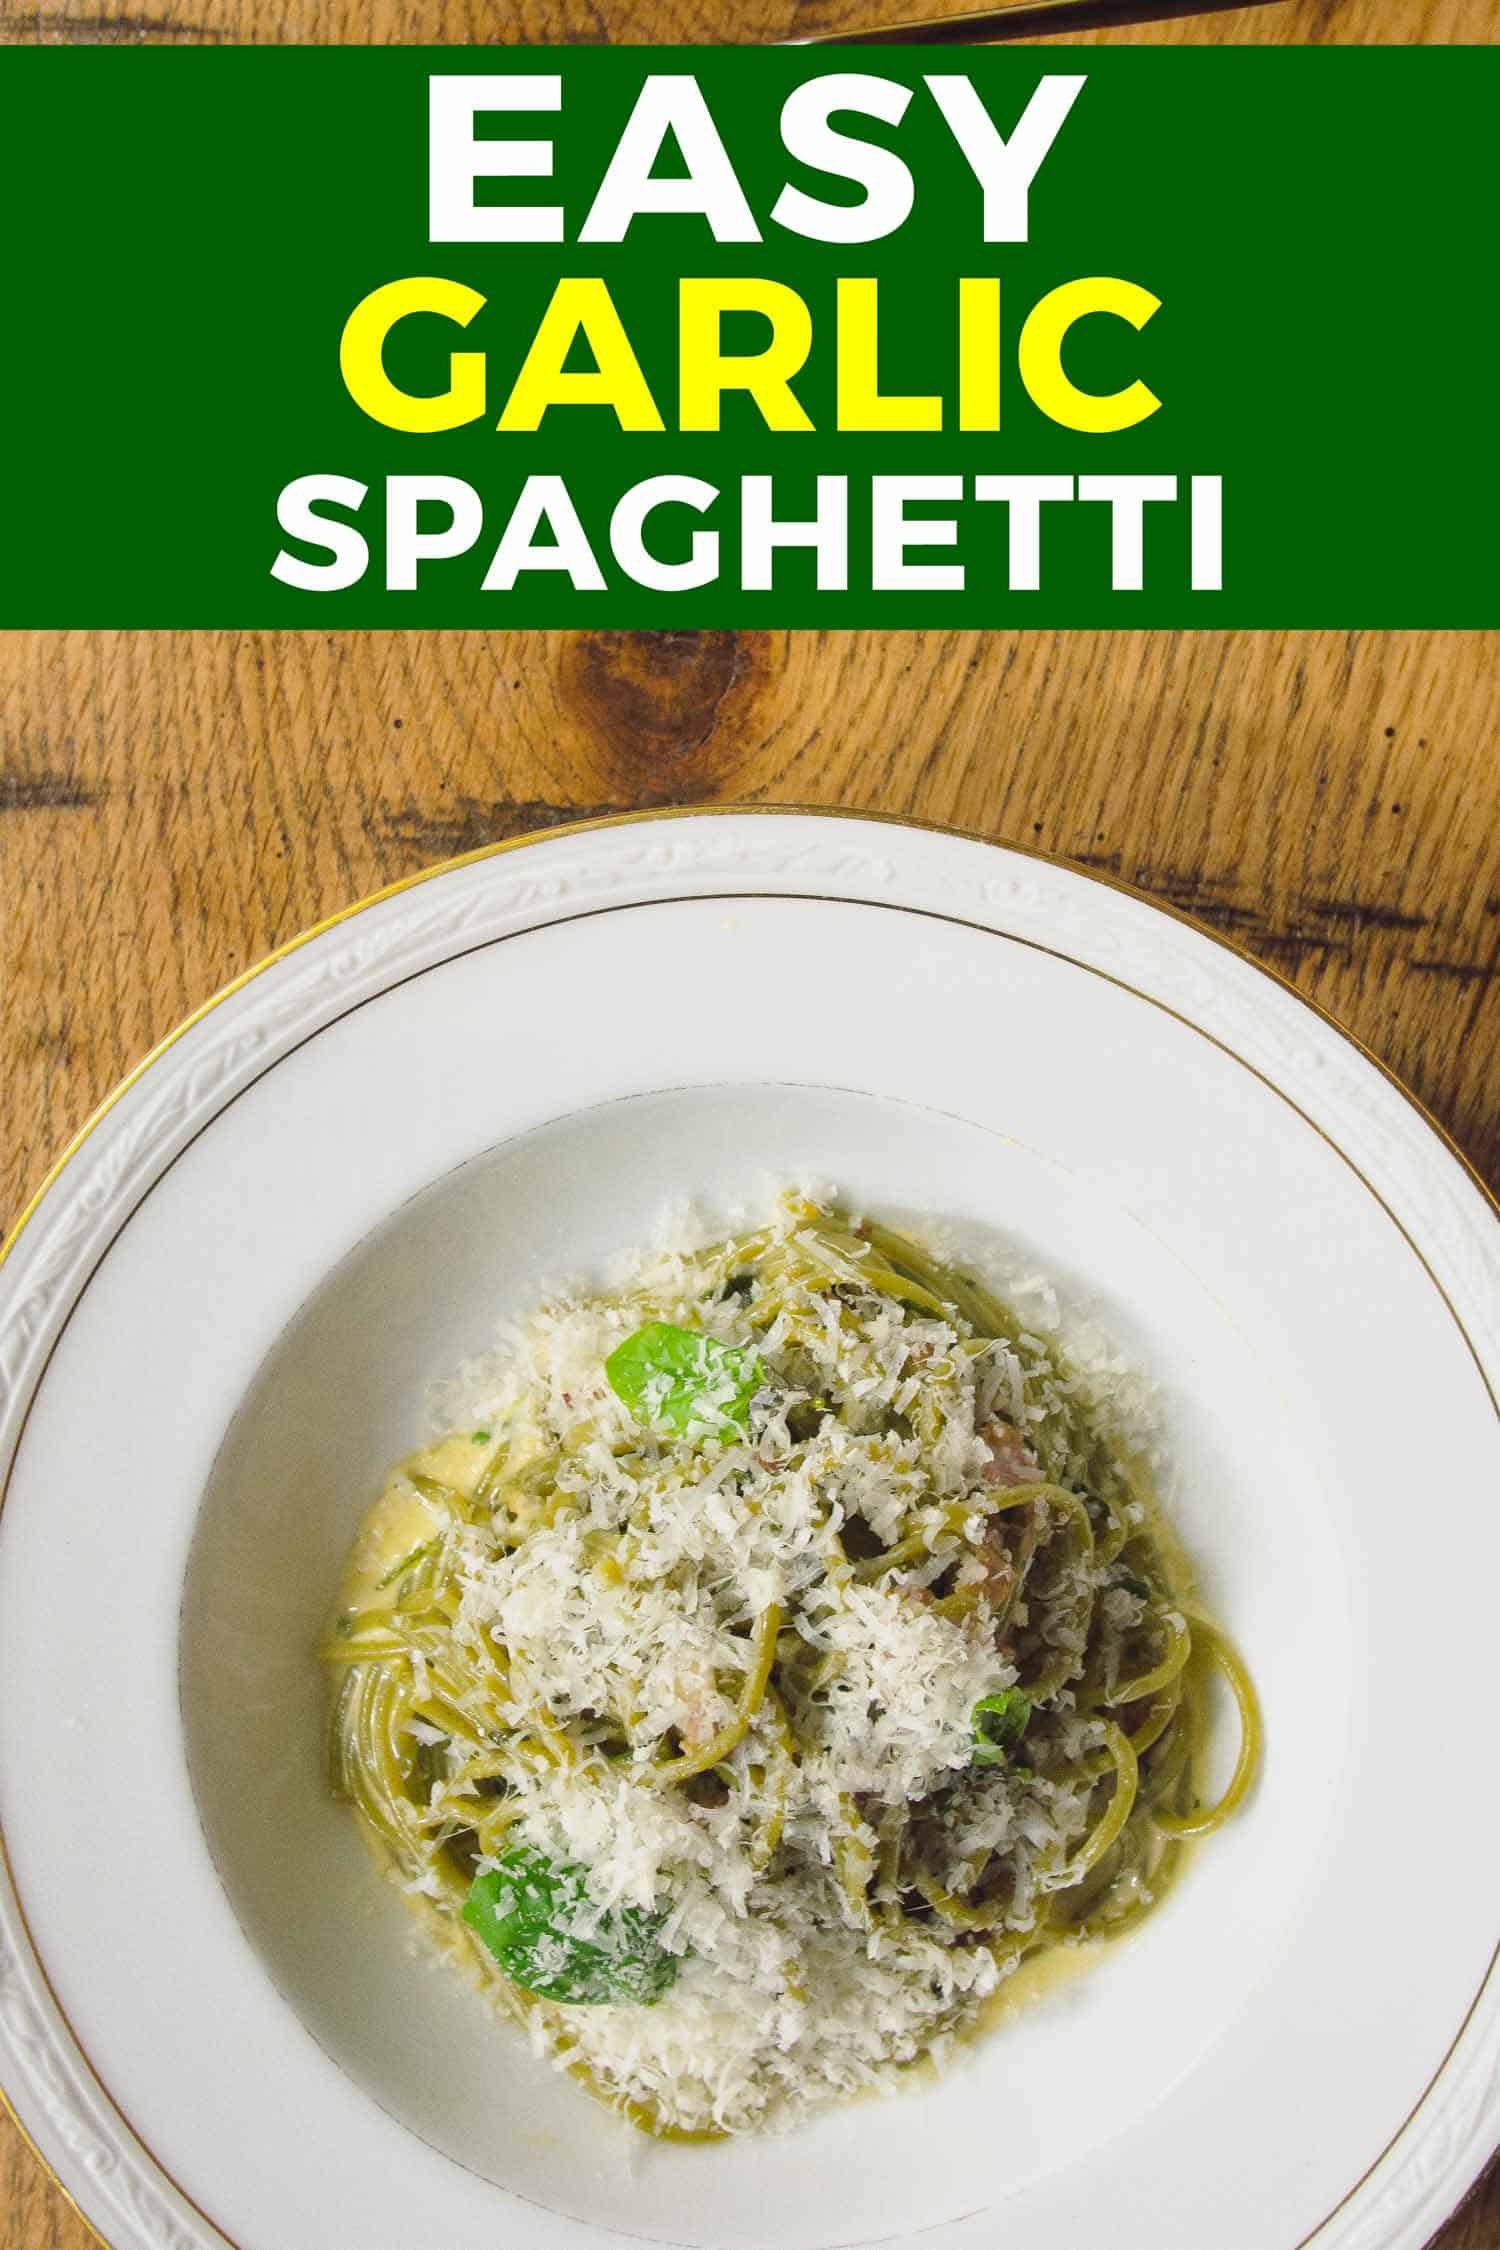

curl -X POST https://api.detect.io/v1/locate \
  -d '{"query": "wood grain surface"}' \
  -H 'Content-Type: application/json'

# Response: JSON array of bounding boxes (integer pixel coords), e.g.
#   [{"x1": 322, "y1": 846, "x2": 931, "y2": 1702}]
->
[{"x1": 2, "y1": 0, "x2": 1498, "y2": 2244}]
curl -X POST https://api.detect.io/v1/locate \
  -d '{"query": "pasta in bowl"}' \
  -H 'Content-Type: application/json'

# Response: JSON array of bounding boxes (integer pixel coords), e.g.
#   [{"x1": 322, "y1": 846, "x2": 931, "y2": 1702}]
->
[
  {"x1": 323, "y1": 1195, "x2": 1259, "y2": 2138},
  {"x1": 8, "y1": 812, "x2": 1498, "y2": 2250}
]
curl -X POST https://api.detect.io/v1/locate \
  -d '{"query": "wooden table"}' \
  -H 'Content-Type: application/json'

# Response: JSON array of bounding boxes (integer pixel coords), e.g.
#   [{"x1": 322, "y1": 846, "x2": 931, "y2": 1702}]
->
[{"x1": 2, "y1": 0, "x2": 1497, "y2": 2243}]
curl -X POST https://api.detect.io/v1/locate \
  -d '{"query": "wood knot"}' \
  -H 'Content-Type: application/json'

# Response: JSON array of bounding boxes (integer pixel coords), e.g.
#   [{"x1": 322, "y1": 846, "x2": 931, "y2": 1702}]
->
[{"x1": 564, "y1": 630, "x2": 761, "y2": 789}]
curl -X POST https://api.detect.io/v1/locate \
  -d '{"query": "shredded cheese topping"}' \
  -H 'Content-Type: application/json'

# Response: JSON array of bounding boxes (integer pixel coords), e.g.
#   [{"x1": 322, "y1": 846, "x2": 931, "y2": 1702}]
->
[{"x1": 323, "y1": 1195, "x2": 1260, "y2": 2136}]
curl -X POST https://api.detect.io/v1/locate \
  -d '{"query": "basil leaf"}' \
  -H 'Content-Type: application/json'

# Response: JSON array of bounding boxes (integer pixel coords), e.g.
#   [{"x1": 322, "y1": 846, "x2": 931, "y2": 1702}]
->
[
  {"x1": 971, "y1": 1688, "x2": 1032, "y2": 1767},
  {"x1": 605, "y1": 1322, "x2": 762, "y2": 1437},
  {"x1": 462, "y1": 1844, "x2": 677, "y2": 2006}
]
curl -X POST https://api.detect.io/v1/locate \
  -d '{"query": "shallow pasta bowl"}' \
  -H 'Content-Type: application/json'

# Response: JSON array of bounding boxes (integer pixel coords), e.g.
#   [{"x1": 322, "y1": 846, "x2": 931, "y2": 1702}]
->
[{"x1": 0, "y1": 806, "x2": 1496, "y2": 2250}]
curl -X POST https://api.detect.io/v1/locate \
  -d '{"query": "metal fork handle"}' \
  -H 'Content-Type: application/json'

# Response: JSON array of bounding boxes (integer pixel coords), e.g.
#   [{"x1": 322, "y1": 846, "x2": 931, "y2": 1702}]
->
[{"x1": 804, "y1": 0, "x2": 1283, "y2": 47}]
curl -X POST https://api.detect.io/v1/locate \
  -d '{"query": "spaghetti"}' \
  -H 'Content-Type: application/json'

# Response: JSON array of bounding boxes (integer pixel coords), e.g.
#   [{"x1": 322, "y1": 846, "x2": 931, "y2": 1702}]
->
[{"x1": 323, "y1": 1196, "x2": 1259, "y2": 2135}]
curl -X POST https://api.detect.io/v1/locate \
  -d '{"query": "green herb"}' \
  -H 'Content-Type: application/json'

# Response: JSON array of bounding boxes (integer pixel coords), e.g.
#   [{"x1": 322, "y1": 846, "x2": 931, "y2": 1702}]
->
[
  {"x1": 374, "y1": 1538, "x2": 437, "y2": 1592},
  {"x1": 605, "y1": 1323, "x2": 762, "y2": 1437},
  {"x1": 472, "y1": 1428, "x2": 492, "y2": 1445},
  {"x1": 971, "y1": 1687, "x2": 1032, "y2": 1767},
  {"x1": 1117, "y1": 1573, "x2": 1151, "y2": 1600},
  {"x1": 462, "y1": 1844, "x2": 678, "y2": 2006}
]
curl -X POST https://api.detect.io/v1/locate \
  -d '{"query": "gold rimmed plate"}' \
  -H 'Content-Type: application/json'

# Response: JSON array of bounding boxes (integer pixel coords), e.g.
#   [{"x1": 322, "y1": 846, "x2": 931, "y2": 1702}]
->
[{"x1": 0, "y1": 807, "x2": 1496, "y2": 2250}]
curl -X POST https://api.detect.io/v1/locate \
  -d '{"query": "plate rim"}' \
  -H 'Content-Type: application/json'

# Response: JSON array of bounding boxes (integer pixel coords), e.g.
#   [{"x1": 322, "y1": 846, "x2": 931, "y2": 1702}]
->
[
  {"x1": 4, "y1": 803, "x2": 1495, "y2": 1275},
  {"x1": 0, "y1": 800, "x2": 1496, "y2": 2250}
]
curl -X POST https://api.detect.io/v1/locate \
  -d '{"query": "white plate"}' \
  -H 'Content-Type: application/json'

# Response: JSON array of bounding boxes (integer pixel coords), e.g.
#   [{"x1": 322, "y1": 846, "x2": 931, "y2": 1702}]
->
[{"x1": 0, "y1": 808, "x2": 1496, "y2": 2250}]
